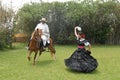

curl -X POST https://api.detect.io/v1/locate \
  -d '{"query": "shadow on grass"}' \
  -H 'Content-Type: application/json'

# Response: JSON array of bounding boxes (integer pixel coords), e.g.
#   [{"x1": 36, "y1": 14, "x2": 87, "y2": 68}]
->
[
  {"x1": 36, "y1": 60, "x2": 54, "y2": 66},
  {"x1": 65, "y1": 68, "x2": 99, "y2": 74}
]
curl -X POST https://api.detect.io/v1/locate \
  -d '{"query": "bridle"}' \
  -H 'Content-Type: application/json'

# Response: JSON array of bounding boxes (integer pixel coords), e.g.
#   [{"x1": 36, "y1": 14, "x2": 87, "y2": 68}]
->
[{"x1": 33, "y1": 29, "x2": 42, "y2": 42}]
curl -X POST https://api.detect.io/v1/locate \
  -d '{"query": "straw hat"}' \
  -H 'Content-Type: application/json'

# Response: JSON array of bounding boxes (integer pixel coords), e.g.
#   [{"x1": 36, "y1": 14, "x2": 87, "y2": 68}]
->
[{"x1": 40, "y1": 18, "x2": 47, "y2": 22}]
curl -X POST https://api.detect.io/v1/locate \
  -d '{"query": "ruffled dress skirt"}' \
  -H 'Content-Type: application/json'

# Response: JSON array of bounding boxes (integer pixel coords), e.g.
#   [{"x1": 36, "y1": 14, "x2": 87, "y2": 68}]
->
[{"x1": 64, "y1": 48, "x2": 98, "y2": 73}]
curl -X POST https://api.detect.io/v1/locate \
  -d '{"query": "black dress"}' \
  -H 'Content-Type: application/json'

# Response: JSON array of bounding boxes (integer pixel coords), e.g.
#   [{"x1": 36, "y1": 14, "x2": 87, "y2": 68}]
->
[{"x1": 64, "y1": 39, "x2": 98, "y2": 73}]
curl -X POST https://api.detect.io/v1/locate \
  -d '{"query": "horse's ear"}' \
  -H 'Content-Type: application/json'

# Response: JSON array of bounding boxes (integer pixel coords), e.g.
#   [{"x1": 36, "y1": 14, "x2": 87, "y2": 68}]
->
[{"x1": 37, "y1": 28, "x2": 39, "y2": 31}]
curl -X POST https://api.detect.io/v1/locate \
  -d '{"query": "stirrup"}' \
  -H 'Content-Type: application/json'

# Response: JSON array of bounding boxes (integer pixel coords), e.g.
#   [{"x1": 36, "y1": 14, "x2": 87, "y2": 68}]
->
[
  {"x1": 40, "y1": 47, "x2": 46, "y2": 52},
  {"x1": 46, "y1": 43, "x2": 50, "y2": 47}
]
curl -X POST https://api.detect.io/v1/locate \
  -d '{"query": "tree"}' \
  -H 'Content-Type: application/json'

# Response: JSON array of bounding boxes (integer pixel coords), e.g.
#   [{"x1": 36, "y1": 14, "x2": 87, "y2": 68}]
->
[
  {"x1": 0, "y1": 1, "x2": 14, "y2": 49},
  {"x1": 14, "y1": 0, "x2": 120, "y2": 44}
]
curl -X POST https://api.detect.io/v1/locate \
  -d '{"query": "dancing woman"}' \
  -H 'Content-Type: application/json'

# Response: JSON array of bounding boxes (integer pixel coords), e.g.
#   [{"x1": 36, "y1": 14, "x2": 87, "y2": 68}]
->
[{"x1": 64, "y1": 26, "x2": 98, "y2": 73}]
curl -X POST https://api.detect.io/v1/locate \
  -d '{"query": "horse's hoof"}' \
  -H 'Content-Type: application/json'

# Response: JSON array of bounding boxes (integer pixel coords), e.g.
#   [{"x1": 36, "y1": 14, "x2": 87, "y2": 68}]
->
[
  {"x1": 33, "y1": 63, "x2": 35, "y2": 65},
  {"x1": 33, "y1": 62, "x2": 35, "y2": 65},
  {"x1": 27, "y1": 56, "x2": 31, "y2": 61},
  {"x1": 53, "y1": 57, "x2": 56, "y2": 60},
  {"x1": 53, "y1": 59, "x2": 56, "y2": 60},
  {"x1": 42, "y1": 49, "x2": 46, "y2": 52}
]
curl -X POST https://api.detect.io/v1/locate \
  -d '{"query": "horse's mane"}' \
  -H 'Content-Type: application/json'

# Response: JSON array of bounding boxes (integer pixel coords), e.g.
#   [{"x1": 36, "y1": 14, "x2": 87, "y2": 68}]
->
[
  {"x1": 29, "y1": 29, "x2": 41, "y2": 51},
  {"x1": 31, "y1": 29, "x2": 41, "y2": 40}
]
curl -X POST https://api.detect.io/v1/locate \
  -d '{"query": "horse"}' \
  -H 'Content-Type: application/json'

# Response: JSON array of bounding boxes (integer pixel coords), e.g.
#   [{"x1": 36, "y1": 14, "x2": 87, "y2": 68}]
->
[{"x1": 27, "y1": 29, "x2": 56, "y2": 65}]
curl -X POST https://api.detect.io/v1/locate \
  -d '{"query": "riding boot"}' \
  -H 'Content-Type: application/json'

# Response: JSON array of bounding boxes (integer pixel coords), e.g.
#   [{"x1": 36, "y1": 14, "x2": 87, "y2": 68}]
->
[
  {"x1": 43, "y1": 46, "x2": 46, "y2": 51},
  {"x1": 40, "y1": 46, "x2": 46, "y2": 52},
  {"x1": 39, "y1": 40, "x2": 46, "y2": 51},
  {"x1": 46, "y1": 42, "x2": 50, "y2": 47}
]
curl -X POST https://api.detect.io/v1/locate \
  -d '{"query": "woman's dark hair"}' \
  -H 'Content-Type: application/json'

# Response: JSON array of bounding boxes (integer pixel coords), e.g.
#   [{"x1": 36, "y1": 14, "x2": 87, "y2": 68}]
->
[{"x1": 78, "y1": 32, "x2": 85, "y2": 38}]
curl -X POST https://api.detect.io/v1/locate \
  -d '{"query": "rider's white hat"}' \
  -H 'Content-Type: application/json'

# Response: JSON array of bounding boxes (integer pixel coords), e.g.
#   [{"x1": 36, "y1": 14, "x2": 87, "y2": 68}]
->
[{"x1": 40, "y1": 18, "x2": 47, "y2": 22}]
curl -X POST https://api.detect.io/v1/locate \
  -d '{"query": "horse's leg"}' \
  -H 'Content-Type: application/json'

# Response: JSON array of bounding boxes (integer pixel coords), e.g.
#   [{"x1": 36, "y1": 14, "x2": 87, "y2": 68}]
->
[
  {"x1": 33, "y1": 50, "x2": 38, "y2": 65},
  {"x1": 48, "y1": 45, "x2": 56, "y2": 60},
  {"x1": 39, "y1": 50, "x2": 42, "y2": 56},
  {"x1": 27, "y1": 50, "x2": 32, "y2": 61},
  {"x1": 35, "y1": 50, "x2": 42, "y2": 61}
]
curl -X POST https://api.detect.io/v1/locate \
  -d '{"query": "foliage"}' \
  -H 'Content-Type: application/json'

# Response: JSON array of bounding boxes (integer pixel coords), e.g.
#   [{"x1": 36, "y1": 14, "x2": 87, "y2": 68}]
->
[
  {"x1": 14, "y1": 2, "x2": 51, "y2": 34},
  {"x1": 0, "y1": 2, "x2": 13, "y2": 49},
  {"x1": 0, "y1": 27, "x2": 13, "y2": 50},
  {"x1": 0, "y1": 29, "x2": 6, "y2": 50},
  {"x1": 14, "y1": 0, "x2": 120, "y2": 44}
]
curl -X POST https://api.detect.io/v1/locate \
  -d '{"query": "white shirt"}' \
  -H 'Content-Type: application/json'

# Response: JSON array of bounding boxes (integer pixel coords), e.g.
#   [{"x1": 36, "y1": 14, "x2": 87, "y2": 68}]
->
[
  {"x1": 77, "y1": 38, "x2": 90, "y2": 46},
  {"x1": 35, "y1": 23, "x2": 50, "y2": 37}
]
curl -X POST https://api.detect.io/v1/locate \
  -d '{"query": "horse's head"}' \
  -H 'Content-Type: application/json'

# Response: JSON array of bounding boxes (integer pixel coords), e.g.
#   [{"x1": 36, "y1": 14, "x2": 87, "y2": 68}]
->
[
  {"x1": 32, "y1": 29, "x2": 41, "y2": 41},
  {"x1": 28, "y1": 29, "x2": 42, "y2": 51}
]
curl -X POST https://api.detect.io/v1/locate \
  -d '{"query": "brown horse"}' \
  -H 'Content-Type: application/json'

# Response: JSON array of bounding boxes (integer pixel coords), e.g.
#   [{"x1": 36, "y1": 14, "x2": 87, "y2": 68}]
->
[{"x1": 27, "y1": 29, "x2": 56, "y2": 65}]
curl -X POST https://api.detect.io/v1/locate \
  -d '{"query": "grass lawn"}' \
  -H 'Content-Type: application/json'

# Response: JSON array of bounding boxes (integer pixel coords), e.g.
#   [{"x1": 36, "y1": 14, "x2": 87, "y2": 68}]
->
[{"x1": 0, "y1": 43, "x2": 120, "y2": 80}]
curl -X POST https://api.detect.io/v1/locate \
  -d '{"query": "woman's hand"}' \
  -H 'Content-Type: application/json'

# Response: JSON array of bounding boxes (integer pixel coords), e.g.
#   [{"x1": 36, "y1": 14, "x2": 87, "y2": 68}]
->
[
  {"x1": 86, "y1": 50, "x2": 91, "y2": 54},
  {"x1": 75, "y1": 26, "x2": 82, "y2": 31}
]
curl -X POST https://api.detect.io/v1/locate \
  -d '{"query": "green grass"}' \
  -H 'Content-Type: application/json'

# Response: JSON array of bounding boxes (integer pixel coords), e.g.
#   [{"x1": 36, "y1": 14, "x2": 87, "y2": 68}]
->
[{"x1": 0, "y1": 43, "x2": 120, "y2": 80}]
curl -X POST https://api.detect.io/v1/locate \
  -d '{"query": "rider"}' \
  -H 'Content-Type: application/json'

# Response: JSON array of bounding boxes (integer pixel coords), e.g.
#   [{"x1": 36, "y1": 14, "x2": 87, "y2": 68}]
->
[{"x1": 34, "y1": 17, "x2": 50, "y2": 50}]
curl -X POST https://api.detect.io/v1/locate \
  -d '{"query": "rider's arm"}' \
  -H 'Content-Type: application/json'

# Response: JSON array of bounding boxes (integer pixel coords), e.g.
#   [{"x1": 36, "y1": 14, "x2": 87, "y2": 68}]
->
[
  {"x1": 46, "y1": 25, "x2": 50, "y2": 34},
  {"x1": 42, "y1": 24, "x2": 50, "y2": 37},
  {"x1": 35, "y1": 24, "x2": 39, "y2": 31},
  {"x1": 38, "y1": 29, "x2": 42, "y2": 35}
]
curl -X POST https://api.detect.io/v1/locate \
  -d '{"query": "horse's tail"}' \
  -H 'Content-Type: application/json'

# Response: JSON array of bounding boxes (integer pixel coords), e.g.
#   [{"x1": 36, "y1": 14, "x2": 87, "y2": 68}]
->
[
  {"x1": 50, "y1": 38, "x2": 55, "y2": 46},
  {"x1": 49, "y1": 38, "x2": 56, "y2": 54}
]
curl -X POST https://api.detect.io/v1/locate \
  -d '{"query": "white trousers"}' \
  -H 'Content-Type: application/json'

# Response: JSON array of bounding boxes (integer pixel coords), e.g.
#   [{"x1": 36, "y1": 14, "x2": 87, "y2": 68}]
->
[{"x1": 41, "y1": 35, "x2": 50, "y2": 46}]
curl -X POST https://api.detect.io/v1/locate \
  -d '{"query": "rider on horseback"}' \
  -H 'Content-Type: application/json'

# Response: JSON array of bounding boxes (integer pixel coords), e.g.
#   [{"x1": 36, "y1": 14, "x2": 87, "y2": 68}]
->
[
  {"x1": 34, "y1": 18, "x2": 50, "y2": 50},
  {"x1": 26, "y1": 18, "x2": 50, "y2": 51},
  {"x1": 26, "y1": 18, "x2": 56, "y2": 63}
]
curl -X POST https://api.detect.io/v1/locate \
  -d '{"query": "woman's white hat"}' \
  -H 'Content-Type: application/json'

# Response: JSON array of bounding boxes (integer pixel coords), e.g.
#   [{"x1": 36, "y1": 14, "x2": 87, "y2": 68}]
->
[{"x1": 76, "y1": 26, "x2": 82, "y2": 31}]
